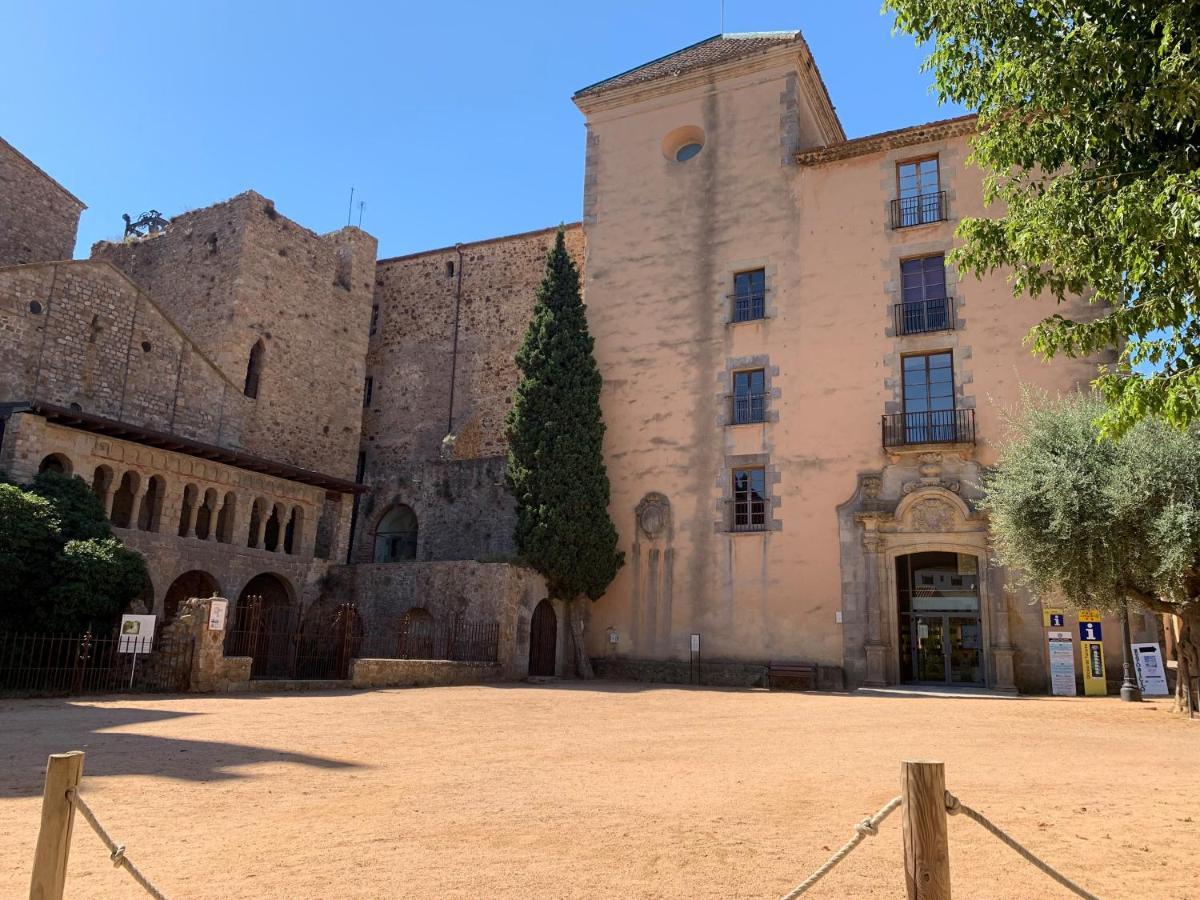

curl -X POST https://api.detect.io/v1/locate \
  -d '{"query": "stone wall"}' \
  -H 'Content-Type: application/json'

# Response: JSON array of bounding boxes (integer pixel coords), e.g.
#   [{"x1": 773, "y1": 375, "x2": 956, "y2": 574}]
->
[
  {"x1": 0, "y1": 137, "x2": 84, "y2": 266},
  {"x1": 350, "y1": 658, "x2": 501, "y2": 688},
  {"x1": 92, "y1": 192, "x2": 377, "y2": 480},
  {"x1": 355, "y1": 225, "x2": 584, "y2": 563}
]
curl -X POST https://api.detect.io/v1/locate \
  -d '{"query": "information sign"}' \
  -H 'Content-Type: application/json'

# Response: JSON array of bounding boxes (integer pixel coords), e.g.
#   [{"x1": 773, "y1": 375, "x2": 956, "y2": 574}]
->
[
  {"x1": 118, "y1": 614, "x2": 156, "y2": 654},
  {"x1": 1042, "y1": 608, "x2": 1065, "y2": 628},
  {"x1": 1131, "y1": 642, "x2": 1170, "y2": 696},
  {"x1": 207, "y1": 599, "x2": 228, "y2": 632},
  {"x1": 1078, "y1": 621, "x2": 1103, "y2": 642},
  {"x1": 1081, "y1": 640, "x2": 1107, "y2": 695},
  {"x1": 1047, "y1": 633, "x2": 1076, "y2": 696}
]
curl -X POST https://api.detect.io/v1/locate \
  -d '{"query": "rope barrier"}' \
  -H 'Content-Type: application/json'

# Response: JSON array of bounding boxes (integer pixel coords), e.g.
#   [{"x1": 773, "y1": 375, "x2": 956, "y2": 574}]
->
[
  {"x1": 778, "y1": 795, "x2": 902, "y2": 899},
  {"x1": 66, "y1": 788, "x2": 169, "y2": 900},
  {"x1": 944, "y1": 791, "x2": 1100, "y2": 900}
]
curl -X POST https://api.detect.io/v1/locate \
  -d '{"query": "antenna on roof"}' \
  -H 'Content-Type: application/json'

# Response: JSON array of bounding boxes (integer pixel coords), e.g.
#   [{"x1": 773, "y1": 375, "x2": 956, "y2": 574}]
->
[
  {"x1": 720, "y1": 0, "x2": 725, "y2": 33},
  {"x1": 346, "y1": 186, "x2": 355, "y2": 227}
]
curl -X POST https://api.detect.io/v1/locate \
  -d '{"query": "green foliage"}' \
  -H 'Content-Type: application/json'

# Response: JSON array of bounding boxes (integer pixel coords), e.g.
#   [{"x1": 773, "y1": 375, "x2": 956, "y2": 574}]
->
[
  {"x1": 505, "y1": 228, "x2": 624, "y2": 600},
  {"x1": 984, "y1": 391, "x2": 1200, "y2": 615},
  {"x1": 886, "y1": 0, "x2": 1200, "y2": 435},
  {"x1": 0, "y1": 474, "x2": 147, "y2": 632}
]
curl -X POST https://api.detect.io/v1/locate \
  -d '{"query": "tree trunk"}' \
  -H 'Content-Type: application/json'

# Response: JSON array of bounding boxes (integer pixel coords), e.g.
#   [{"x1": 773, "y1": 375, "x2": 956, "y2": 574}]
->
[
  {"x1": 1173, "y1": 605, "x2": 1200, "y2": 715},
  {"x1": 567, "y1": 596, "x2": 593, "y2": 680}
]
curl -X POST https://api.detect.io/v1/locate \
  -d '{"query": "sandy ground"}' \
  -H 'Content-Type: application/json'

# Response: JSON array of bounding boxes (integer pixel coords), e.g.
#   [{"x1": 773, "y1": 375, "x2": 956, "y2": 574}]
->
[{"x1": 0, "y1": 683, "x2": 1197, "y2": 899}]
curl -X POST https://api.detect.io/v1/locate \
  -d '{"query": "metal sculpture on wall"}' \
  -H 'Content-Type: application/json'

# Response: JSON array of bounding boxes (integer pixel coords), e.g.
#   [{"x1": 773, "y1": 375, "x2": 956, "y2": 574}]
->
[{"x1": 122, "y1": 210, "x2": 171, "y2": 239}]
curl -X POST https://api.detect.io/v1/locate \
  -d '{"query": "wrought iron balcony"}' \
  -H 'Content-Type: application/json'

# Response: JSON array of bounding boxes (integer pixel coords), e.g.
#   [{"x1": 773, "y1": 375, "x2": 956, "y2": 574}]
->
[
  {"x1": 894, "y1": 296, "x2": 954, "y2": 335},
  {"x1": 882, "y1": 408, "x2": 975, "y2": 449},
  {"x1": 730, "y1": 393, "x2": 767, "y2": 425},
  {"x1": 890, "y1": 191, "x2": 948, "y2": 229},
  {"x1": 732, "y1": 291, "x2": 766, "y2": 323}
]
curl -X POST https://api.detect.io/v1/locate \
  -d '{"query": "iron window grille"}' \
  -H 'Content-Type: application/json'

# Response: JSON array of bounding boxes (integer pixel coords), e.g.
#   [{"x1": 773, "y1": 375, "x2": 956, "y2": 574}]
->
[
  {"x1": 891, "y1": 191, "x2": 948, "y2": 228},
  {"x1": 729, "y1": 468, "x2": 769, "y2": 532},
  {"x1": 731, "y1": 369, "x2": 767, "y2": 424},
  {"x1": 732, "y1": 269, "x2": 766, "y2": 323},
  {"x1": 894, "y1": 296, "x2": 954, "y2": 335},
  {"x1": 882, "y1": 408, "x2": 975, "y2": 448}
]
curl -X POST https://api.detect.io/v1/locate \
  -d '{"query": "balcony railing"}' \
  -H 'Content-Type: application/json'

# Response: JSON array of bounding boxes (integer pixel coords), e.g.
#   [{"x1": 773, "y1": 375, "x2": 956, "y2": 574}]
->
[
  {"x1": 882, "y1": 408, "x2": 975, "y2": 449},
  {"x1": 731, "y1": 393, "x2": 767, "y2": 425},
  {"x1": 725, "y1": 498, "x2": 769, "y2": 532},
  {"x1": 732, "y1": 291, "x2": 766, "y2": 323},
  {"x1": 894, "y1": 296, "x2": 954, "y2": 335},
  {"x1": 890, "y1": 191, "x2": 947, "y2": 229}
]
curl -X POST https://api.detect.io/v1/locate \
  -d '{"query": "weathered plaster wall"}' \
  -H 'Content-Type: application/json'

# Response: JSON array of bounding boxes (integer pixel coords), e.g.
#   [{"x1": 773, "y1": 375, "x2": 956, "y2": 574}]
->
[{"x1": 0, "y1": 138, "x2": 84, "y2": 266}]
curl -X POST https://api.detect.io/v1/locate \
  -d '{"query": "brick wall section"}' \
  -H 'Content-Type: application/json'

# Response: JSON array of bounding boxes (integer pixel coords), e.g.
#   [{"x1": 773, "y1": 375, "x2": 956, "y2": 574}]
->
[
  {"x1": 0, "y1": 138, "x2": 84, "y2": 266},
  {"x1": 92, "y1": 192, "x2": 377, "y2": 480},
  {"x1": 356, "y1": 224, "x2": 584, "y2": 562}
]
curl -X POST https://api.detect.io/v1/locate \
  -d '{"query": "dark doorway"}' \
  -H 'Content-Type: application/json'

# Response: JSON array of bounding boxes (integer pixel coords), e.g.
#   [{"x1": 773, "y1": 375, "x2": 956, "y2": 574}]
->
[
  {"x1": 163, "y1": 570, "x2": 220, "y2": 621},
  {"x1": 528, "y1": 600, "x2": 557, "y2": 677},
  {"x1": 226, "y1": 573, "x2": 295, "y2": 679},
  {"x1": 896, "y1": 551, "x2": 984, "y2": 684}
]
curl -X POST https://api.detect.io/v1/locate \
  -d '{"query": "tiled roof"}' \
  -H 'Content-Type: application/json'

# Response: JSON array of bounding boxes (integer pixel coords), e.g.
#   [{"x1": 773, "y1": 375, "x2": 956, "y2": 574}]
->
[
  {"x1": 573, "y1": 32, "x2": 804, "y2": 99},
  {"x1": 794, "y1": 114, "x2": 978, "y2": 166}
]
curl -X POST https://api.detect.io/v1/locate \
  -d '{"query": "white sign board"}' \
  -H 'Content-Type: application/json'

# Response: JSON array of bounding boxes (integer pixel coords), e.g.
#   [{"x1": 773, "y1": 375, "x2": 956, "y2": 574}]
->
[
  {"x1": 1131, "y1": 642, "x2": 1170, "y2": 696},
  {"x1": 1048, "y1": 634, "x2": 1077, "y2": 696},
  {"x1": 118, "y1": 614, "x2": 156, "y2": 654},
  {"x1": 690, "y1": 634, "x2": 700, "y2": 652},
  {"x1": 208, "y1": 599, "x2": 228, "y2": 632}
]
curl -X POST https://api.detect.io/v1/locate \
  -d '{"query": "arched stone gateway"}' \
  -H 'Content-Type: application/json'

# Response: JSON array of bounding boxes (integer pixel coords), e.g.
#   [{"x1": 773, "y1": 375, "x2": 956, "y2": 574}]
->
[
  {"x1": 163, "y1": 570, "x2": 220, "y2": 621},
  {"x1": 226, "y1": 573, "x2": 296, "y2": 679},
  {"x1": 528, "y1": 600, "x2": 557, "y2": 677}
]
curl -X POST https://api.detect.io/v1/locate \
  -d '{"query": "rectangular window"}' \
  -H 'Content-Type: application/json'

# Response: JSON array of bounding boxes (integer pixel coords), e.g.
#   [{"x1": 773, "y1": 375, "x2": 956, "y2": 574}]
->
[
  {"x1": 363, "y1": 376, "x2": 374, "y2": 408},
  {"x1": 732, "y1": 369, "x2": 766, "y2": 424},
  {"x1": 732, "y1": 269, "x2": 765, "y2": 323},
  {"x1": 732, "y1": 467, "x2": 768, "y2": 532},
  {"x1": 897, "y1": 255, "x2": 950, "y2": 334},
  {"x1": 894, "y1": 157, "x2": 945, "y2": 227},
  {"x1": 369, "y1": 304, "x2": 380, "y2": 336},
  {"x1": 902, "y1": 352, "x2": 955, "y2": 443}
]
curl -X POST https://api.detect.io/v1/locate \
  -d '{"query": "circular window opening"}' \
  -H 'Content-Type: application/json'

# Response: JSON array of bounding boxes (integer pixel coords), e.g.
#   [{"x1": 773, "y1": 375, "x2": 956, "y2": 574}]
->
[
  {"x1": 141, "y1": 340, "x2": 152, "y2": 353},
  {"x1": 662, "y1": 125, "x2": 706, "y2": 163},
  {"x1": 29, "y1": 301, "x2": 42, "y2": 315}
]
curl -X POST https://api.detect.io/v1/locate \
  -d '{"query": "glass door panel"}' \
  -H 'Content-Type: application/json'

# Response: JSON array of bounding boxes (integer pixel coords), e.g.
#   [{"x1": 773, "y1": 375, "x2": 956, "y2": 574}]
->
[
  {"x1": 948, "y1": 616, "x2": 984, "y2": 684},
  {"x1": 912, "y1": 615, "x2": 946, "y2": 682}
]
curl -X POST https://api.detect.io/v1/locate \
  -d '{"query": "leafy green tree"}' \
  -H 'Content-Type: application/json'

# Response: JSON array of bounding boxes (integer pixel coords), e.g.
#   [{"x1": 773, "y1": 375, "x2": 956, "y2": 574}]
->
[
  {"x1": 506, "y1": 228, "x2": 624, "y2": 677},
  {"x1": 984, "y1": 392, "x2": 1200, "y2": 711},
  {"x1": 886, "y1": 0, "x2": 1200, "y2": 435},
  {"x1": 0, "y1": 472, "x2": 148, "y2": 632}
]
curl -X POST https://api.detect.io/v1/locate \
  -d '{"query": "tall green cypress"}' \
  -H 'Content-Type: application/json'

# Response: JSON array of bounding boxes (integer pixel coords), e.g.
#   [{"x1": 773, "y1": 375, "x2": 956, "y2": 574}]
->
[{"x1": 506, "y1": 228, "x2": 623, "y2": 677}]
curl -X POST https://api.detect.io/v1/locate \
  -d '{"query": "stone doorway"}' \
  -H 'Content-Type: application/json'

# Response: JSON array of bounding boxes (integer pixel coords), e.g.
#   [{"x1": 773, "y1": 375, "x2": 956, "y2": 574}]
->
[{"x1": 528, "y1": 600, "x2": 557, "y2": 677}]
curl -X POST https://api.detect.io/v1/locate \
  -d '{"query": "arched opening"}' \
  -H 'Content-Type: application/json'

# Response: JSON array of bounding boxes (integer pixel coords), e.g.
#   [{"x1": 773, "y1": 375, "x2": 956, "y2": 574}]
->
[
  {"x1": 246, "y1": 498, "x2": 265, "y2": 548},
  {"x1": 397, "y1": 607, "x2": 435, "y2": 659},
  {"x1": 896, "y1": 551, "x2": 983, "y2": 685},
  {"x1": 137, "y1": 475, "x2": 165, "y2": 532},
  {"x1": 263, "y1": 504, "x2": 282, "y2": 552},
  {"x1": 91, "y1": 465, "x2": 114, "y2": 511},
  {"x1": 177, "y1": 484, "x2": 198, "y2": 536},
  {"x1": 110, "y1": 471, "x2": 140, "y2": 528},
  {"x1": 215, "y1": 492, "x2": 236, "y2": 543},
  {"x1": 528, "y1": 600, "x2": 557, "y2": 677},
  {"x1": 163, "y1": 570, "x2": 220, "y2": 622},
  {"x1": 194, "y1": 488, "x2": 217, "y2": 540},
  {"x1": 243, "y1": 339, "x2": 265, "y2": 399},
  {"x1": 373, "y1": 504, "x2": 418, "y2": 562},
  {"x1": 38, "y1": 453, "x2": 72, "y2": 476},
  {"x1": 226, "y1": 573, "x2": 295, "y2": 679},
  {"x1": 283, "y1": 506, "x2": 302, "y2": 555}
]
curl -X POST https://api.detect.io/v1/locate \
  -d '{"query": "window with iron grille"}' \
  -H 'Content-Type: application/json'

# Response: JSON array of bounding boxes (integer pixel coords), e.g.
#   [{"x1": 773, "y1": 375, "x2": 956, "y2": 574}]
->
[
  {"x1": 897, "y1": 255, "x2": 951, "y2": 334},
  {"x1": 732, "y1": 369, "x2": 766, "y2": 424},
  {"x1": 732, "y1": 269, "x2": 765, "y2": 323},
  {"x1": 363, "y1": 376, "x2": 374, "y2": 408},
  {"x1": 893, "y1": 157, "x2": 946, "y2": 227},
  {"x1": 732, "y1": 467, "x2": 768, "y2": 532},
  {"x1": 369, "y1": 304, "x2": 380, "y2": 336}
]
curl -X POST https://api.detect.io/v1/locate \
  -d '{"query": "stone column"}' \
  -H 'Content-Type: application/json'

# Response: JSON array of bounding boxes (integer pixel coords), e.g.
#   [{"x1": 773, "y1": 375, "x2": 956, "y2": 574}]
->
[
  {"x1": 130, "y1": 483, "x2": 149, "y2": 530},
  {"x1": 184, "y1": 496, "x2": 200, "y2": 538},
  {"x1": 102, "y1": 485, "x2": 116, "y2": 519},
  {"x1": 990, "y1": 580, "x2": 1018, "y2": 693},
  {"x1": 254, "y1": 506, "x2": 270, "y2": 550},
  {"x1": 862, "y1": 525, "x2": 890, "y2": 687}
]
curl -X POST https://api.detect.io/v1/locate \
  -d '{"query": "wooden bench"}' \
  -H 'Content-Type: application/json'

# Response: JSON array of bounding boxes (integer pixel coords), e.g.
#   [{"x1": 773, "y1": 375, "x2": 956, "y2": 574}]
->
[{"x1": 768, "y1": 662, "x2": 817, "y2": 691}]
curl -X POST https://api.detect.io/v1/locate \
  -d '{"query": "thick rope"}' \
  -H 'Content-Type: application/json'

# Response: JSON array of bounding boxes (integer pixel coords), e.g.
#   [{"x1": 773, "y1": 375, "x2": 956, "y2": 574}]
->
[
  {"x1": 778, "y1": 795, "x2": 902, "y2": 899},
  {"x1": 66, "y1": 788, "x2": 169, "y2": 900},
  {"x1": 944, "y1": 791, "x2": 1099, "y2": 900}
]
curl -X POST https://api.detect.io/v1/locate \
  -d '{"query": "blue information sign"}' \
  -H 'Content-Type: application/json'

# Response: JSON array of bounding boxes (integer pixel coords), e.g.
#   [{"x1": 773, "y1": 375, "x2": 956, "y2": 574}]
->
[
  {"x1": 1048, "y1": 614, "x2": 1064, "y2": 627},
  {"x1": 1079, "y1": 621, "x2": 1103, "y2": 642}
]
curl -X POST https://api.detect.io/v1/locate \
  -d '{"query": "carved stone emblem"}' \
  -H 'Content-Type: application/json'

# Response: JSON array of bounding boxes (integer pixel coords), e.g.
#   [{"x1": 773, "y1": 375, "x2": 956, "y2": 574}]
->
[
  {"x1": 635, "y1": 492, "x2": 671, "y2": 539},
  {"x1": 861, "y1": 476, "x2": 882, "y2": 500},
  {"x1": 910, "y1": 498, "x2": 956, "y2": 532}
]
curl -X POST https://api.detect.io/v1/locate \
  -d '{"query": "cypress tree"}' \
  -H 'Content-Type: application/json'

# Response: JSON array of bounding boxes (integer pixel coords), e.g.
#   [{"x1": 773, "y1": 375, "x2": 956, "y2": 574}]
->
[{"x1": 506, "y1": 227, "x2": 623, "y2": 677}]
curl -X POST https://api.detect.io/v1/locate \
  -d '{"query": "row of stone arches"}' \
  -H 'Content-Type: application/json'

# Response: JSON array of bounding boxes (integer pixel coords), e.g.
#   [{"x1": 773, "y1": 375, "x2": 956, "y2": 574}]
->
[{"x1": 160, "y1": 569, "x2": 292, "y2": 622}]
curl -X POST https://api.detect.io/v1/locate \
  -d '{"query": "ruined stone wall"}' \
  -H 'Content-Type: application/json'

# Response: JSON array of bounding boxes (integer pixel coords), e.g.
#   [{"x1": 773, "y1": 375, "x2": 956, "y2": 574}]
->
[
  {"x1": 0, "y1": 138, "x2": 84, "y2": 266},
  {"x1": 356, "y1": 225, "x2": 584, "y2": 562},
  {"x1": 0, "y1": 260, "x2": 249, "y2": 446},
  {"x1": 93, "y1": 192, "x2": 377, "y2": 480}
]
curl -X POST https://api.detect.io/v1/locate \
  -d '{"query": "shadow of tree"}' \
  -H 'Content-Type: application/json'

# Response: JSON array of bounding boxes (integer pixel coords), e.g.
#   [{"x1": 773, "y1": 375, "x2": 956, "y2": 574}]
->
[{"x1": 0, "y1": 695, "x2": 363, "y2": 798}]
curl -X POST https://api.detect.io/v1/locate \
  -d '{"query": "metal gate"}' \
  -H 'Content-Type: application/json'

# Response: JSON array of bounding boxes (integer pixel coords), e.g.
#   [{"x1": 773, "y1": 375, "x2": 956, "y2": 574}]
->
[
  {"x1": 225, "y1": 597, "x2": 361, "y2": 680},
  {"x1": 528, "y1": 600, "x2": 557, "y2": 677}
]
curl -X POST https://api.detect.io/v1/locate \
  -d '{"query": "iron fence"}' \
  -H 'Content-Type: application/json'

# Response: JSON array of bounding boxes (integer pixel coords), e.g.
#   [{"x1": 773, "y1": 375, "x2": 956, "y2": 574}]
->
[
  {"x1": 358, "y1": 615, "x2": 500, "y2": 664},
  {"x1": 0, "y1": 628, "x2": 193, "y2": 695},
  {"x1": 890, "y1": 191, "x2": 948, "y2": 228},
  {"x1": 894, "y1": 296, "x2": 954, "y2": 335},
  {"x1": 224, "y1": 597, "x2": 362, "y2": 681},
  {"x1": 882, "y1": 408, "x2": 976, "y2": 449}
]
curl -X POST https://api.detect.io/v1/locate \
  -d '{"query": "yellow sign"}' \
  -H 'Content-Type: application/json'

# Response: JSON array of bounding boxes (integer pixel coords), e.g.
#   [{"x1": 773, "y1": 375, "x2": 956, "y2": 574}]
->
[
  {"x1": 1042, "y1": 607, "x2": 1065, "y2": 628},
  {"x1": 1081, "y1": 640, "x2": 1107, "y2": 695},
  {"x1": 1078, "y1": 609, "x2": 1102, "y2": 623}
]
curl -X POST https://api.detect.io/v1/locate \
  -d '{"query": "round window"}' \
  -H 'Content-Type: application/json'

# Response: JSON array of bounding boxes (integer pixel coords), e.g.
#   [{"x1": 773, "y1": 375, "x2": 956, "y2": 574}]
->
[
  {"x1": 675, "y1": 142, "x2": 703, "y2": 162},
  {"x1": 661, "y1": 125, "x2": 706, "y2": 163}
]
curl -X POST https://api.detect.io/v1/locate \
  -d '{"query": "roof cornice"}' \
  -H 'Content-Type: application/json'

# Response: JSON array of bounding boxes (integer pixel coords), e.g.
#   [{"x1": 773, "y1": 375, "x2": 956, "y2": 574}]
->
[{"x1": 795, "y1": 114, "x2": 977, "y2": 166}]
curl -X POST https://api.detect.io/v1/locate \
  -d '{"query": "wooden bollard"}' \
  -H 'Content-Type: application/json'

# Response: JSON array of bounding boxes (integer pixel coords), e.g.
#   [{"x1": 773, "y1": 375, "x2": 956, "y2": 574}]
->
[
  {"x1": 902, "y1": 759, "x2": 950, "y2": 899},
  {"x1": 29, "y1": 751, "x2": 84, "y2": 900}
]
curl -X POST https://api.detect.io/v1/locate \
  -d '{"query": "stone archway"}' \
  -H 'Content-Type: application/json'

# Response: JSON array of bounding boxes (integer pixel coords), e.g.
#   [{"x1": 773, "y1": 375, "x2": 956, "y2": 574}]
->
[
  {"x1": 227, "y1": 573, "x2": 296, "y2": 679},
  {"x1": 163, "y1": 570, "x2": 220, "y2": 621}
]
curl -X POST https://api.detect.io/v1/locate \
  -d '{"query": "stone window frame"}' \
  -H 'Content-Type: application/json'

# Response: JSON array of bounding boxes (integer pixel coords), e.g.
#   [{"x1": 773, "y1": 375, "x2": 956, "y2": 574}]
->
[
  {"x1": 713, "y1": 452, "x2": 782, "y2": 534},
  {"x1": 721, "y1": 258, "x2": 779, "y2": 326},
  {"x1": 716, "y1": 355, "x2": 780, "y2": 427},
  {"x1": 882, "y1": 144, "x2": 961, "y2": 234}
]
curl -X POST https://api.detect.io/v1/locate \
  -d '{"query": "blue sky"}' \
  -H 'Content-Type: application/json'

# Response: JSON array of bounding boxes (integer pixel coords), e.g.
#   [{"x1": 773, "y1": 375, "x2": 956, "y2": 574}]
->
[{"x1": 1, "y1": 1, "x2": 963, "y2": 260}]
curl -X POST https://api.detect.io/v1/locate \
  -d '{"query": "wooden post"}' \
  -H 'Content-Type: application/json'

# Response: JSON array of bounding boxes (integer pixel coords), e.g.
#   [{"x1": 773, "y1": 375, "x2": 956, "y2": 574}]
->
[
  {"x1": 29, "y1": 751, "x2": 85, "y2": 900},
  {"x1": 901, "y1": 759, "x2": 951, "y2": 899}
]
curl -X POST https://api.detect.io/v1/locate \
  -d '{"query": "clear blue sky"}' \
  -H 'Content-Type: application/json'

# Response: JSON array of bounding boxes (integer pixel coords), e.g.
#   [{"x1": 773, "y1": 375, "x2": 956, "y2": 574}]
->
[{"x1": 1, "y1": 1, "x2": 963, "y2": 260}]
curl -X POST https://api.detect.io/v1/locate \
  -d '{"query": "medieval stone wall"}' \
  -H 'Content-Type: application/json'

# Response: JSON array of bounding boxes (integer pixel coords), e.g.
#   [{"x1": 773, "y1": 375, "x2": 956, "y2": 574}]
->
[{"x1": 0, "y1": 138, "x2": 84, "y2": 266}]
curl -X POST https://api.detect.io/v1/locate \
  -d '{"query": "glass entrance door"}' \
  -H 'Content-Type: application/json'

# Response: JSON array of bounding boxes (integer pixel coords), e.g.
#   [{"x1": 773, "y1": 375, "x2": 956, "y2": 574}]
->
[
  {"x1": 909, "y1": 614, "x2": 984, "y2": 683},
  {"x1": 897, "y1": 552, "x2": 986, "y2": 685},
  {"x1": 912, "y1": 615, "x2": 946, "y2": 681}
]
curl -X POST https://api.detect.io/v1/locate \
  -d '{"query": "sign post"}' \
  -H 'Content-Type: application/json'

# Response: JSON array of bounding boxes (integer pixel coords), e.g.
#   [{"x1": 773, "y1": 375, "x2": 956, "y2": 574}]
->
[
  {"x1": 1078, "y1": 609, "x2": 1106, "y2": 696},
  {"x1": 118, "y1": 614, "x2": 156, "y2": 688},
  {"x1": 1130, "y1": 642, "x2": 1170, "y2": 696},
  {"x1": 1047, "y1": 631, "x2": 1076, "y2": 696}
]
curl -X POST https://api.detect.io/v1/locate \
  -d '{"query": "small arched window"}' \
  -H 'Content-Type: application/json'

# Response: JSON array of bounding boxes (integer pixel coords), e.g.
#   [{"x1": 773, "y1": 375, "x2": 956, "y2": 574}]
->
[
  {"x1": 374, "y1": 504, "x2": 418, "y2": 562},
  {"x1": 244, "y1": 340, "x2": 265, "y2": 399}
]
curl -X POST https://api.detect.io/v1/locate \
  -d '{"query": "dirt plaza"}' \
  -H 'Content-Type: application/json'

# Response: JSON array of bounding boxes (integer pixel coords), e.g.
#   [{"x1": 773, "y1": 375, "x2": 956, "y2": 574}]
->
[{"x1": 1, "y1": 683, "x2": 1197, "y2": 899}]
